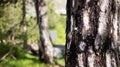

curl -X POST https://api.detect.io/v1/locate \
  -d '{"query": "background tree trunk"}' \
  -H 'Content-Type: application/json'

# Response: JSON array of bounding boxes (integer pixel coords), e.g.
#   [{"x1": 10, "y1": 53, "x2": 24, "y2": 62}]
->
[
  {"x1": 65, "y1": 0, "x2": 120, "y2": 67},
  {"x1": 34, "y1": 0, "x2": 53, "y2": 63},
  {"x1": 22, "y1": 0, "x2": 27, "y2": 48}
]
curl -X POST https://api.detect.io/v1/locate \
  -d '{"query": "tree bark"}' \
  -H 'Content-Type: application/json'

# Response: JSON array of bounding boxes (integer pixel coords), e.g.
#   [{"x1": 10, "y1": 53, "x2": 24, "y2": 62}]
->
[
  {"x1": 34, "y1": 0, "x2": 53, "y2": 63},
  {"x1": 65, "y1": 0, "x2": 120, "y2": 67}
]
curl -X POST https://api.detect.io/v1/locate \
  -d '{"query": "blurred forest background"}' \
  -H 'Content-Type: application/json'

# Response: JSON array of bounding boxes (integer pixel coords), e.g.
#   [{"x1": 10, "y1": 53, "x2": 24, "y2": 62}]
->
[{"x1": 0, "y1": 0, "x2": 66, "y2": 67}]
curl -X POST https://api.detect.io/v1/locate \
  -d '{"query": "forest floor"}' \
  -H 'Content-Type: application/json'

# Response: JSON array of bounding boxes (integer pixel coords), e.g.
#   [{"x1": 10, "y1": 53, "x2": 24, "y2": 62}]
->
[{"x1": 0, "y1": 53, "x2": 65, "y2": 67}]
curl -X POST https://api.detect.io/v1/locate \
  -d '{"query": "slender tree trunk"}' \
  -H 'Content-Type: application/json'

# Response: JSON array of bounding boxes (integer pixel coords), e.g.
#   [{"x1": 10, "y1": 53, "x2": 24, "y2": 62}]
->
[
  {"x1": 22, "y1": 0, "x2": 27, "y2": 48},
  {"x1": 65, "y1": 0, "x2": 120, "y2": 67},
  {"x1": 34, "y1": 0, "x2": 53, "y2": 63}
]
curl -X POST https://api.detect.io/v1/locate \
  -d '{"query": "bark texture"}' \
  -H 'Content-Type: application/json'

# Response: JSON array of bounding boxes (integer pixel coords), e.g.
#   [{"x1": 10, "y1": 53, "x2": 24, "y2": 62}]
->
[
  {"x1": 65, "y1": 0, "x2": 120, "y2": 67},
  {"x1": 34, "y1": 0, "x2": 53, "y2": 63}
]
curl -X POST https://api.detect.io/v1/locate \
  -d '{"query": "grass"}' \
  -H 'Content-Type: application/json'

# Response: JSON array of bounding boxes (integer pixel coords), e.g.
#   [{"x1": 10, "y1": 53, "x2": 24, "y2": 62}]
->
[
  {"x1": 0, "y1": 54, "x2": 65, "y2": 67},
  {"x1": 54, "y1": 58, "x2": 65, "y2": 66}
]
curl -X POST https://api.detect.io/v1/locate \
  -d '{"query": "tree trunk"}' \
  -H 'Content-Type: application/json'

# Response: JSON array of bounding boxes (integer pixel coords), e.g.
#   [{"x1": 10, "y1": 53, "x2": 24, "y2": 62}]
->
[
  {"x1": 22, "y1": 0, "x2": 27, "y2": 48},
  {"x1": 65, "y1": 0, "x2": 120, "y2": 67},
  {"x1": 34, "y1": 0, "x2": 53, "y2": 63}
]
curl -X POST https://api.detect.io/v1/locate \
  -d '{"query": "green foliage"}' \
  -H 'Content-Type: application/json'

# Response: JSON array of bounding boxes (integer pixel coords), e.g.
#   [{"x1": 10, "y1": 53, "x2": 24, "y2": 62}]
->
[
  {"x1": 0, "y1": 43, "x2": 27, "y2": 59},
  {"x1": 0, "y1": 0, "x2": 28, "y2": 61},
  {"x1": 0, "y1": 0, "x2": 23, "y2": 44},
  {"x1": 0, "y1": 44, "x2": 11, "y2": 58},
  {"x1": 47, "y1": 0, "x2": 66, "y2": 44},
  {"x1": 26, "y1": 17, "x2": 39, "y2": 43},
  {"x1": 47, "y1": 0, "x2": 57, "y2": 29},
  {"x1": 0, "y1": 0, "x2": 66, "y2": 44},
  {"x1": 54, "y1": 16, "x2": 66, "y2": 44},
  {"x1": 12, "y1": 45, "x2": 27, "y2": 58}
]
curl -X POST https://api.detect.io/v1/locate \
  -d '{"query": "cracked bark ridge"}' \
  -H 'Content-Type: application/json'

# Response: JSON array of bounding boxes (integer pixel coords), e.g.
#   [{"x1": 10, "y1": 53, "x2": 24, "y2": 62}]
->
[{"x1": 65, "y1": 0, "x2": 120, "y2": 67}]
